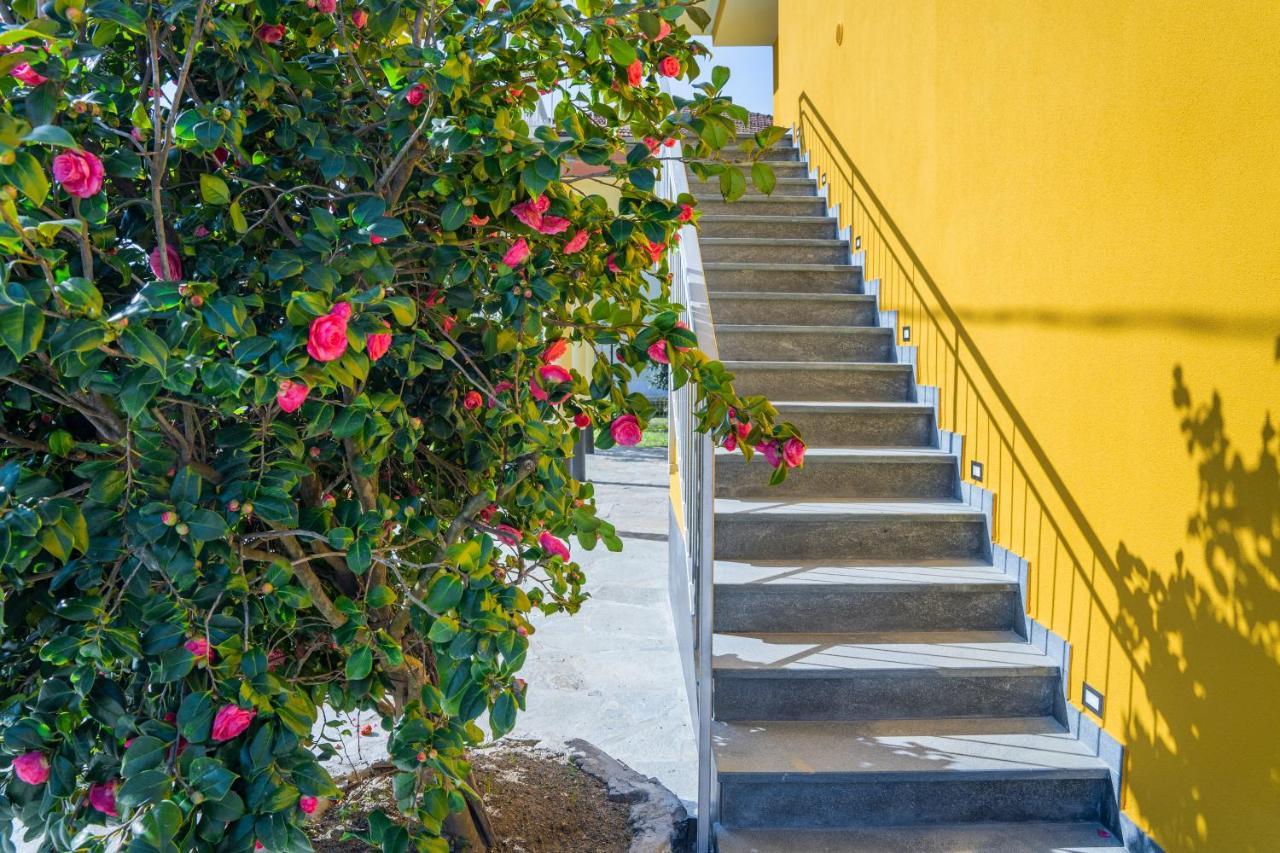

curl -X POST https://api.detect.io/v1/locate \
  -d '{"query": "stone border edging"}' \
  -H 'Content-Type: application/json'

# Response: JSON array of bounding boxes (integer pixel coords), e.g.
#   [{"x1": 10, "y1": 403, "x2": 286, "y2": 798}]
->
[{"x1": 566, "y1": 739, "x2": 691, "y2": 853}]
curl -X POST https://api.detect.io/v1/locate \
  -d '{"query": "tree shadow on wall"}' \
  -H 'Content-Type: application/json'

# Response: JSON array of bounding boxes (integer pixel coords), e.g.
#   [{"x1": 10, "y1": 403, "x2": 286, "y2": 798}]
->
[{"x1": 1108, "y1": 365, "x2": 1280, "y2": 851}]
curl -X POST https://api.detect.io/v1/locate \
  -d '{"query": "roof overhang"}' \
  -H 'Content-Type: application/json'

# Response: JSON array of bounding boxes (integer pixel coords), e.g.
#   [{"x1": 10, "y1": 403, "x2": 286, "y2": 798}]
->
[{"x1": 696, "y1": 0, "x2": 778, "y2": 46}]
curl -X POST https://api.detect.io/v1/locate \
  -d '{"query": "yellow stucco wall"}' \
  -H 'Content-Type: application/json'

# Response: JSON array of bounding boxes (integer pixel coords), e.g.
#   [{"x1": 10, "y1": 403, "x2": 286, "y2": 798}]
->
[{"x1": 773, "y1": 2, "x2": 1280, "y2": 849}]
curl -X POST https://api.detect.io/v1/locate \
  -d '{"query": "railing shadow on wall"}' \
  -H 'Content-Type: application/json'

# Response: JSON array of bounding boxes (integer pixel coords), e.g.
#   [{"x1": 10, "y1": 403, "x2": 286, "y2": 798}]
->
[
  {"x1": 796, "y1": 91, "x2": 1280, "y2": 849},
  {"x1": 795, "y1": 87, "x2": 1144, "y2": 760}
]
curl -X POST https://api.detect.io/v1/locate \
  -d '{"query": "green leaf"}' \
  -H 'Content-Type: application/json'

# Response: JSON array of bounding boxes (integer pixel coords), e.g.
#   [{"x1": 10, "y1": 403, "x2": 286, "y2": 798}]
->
[
  {"x1": 177, "y1": 691, "x2": 215, "y2": 743},
  {"x1": 120, "y1": 325, "x2": 169, "y2": 374},
  {"x1": 425, "y1": 573, "x2": 463, "y2": 613},
  {"x1": 187, "y1": 757, "x2": 236, "y2": 802},
  {"x1": 90, "y1": 0, "x2": 145, "y2": 33},
  {"x1": 711, "y1": 65, "x2": 731, "y2": 91},
  {"x1": 0, "y1": 302, "x2": 44, "y2": 359},
  {"x1": 122, "y1": 736, "x2": 167, "y2": 776},
  {"x1": 229, "y1": 200, "x2": 248, "y2": 233},
  {"x1": 606, "y1": 37, "x2": 636, "y2": 67},
  {"x1": 183, "y1": 509, "x2": 227, "y2": 542},
  {"x1": 719, "y1": 168, "x2": 746, "y2": 202},
  {"x1": 440, "y1": 199, "x2": 469, "y2": 232},
  {"x1": 345, "y1": 646, "x2": 373, "y2": 681},
  {"x1": 199, "y1": 173, "x2": 231, "y2": 205},
  {"x1": 367, "y1": 585, "x2": 397, "y2": 607},
  {"x1": 750, "y1": 161, "x2": 776, "y2": 195},
  {"x1": 116, "y1": 769, "x2": 173, "y2": 808},
  {"x1": 22, "y1": 125, "x2": 78, "y2": 149},
  {"x1": 4, "y1": 151, "x2": 49, "y2": 205}
]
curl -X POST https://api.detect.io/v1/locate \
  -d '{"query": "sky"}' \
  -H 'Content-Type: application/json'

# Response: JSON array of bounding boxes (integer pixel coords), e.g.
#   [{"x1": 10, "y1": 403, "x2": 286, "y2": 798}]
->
[{"x1": 680, "y1": 37, "x2": 776, "y2": 116}]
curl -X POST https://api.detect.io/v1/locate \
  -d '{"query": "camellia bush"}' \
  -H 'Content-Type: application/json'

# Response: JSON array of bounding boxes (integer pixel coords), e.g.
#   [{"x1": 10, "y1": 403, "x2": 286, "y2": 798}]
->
[{"x1": 0, "y1": 0, "x2": 804, "y2": 849}]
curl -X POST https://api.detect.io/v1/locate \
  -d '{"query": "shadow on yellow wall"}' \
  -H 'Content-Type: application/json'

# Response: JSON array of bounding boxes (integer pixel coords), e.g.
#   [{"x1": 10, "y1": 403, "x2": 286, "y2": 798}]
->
[{"x1": 1105, "y1": 365, "x2": 1280, "y2": 849}]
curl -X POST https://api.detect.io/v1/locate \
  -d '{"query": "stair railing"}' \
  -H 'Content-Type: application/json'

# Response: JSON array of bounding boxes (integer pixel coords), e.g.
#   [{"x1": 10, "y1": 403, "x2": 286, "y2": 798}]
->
[
  {"x1": 796, "y1": 91, "x2": 1142, "y2": 741},
  {"x1": 658, "y1": 134, "x2": 718, "y2": 853}
]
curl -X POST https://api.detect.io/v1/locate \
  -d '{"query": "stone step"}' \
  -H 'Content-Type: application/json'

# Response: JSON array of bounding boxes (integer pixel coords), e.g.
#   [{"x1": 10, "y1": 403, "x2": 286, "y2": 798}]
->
[
  {"x1": 772, "y1": 402, "x2": 937, "y2": 447},
  {"x1": 700, "y1": 237, "x2": 848, "y2": 265},
  {"x1": 717, "y1": 823, "x2": 1126, "y2": 853},
  {"x1": 713, "y1": 560, "x2": 1019, "y2": 633},
  {"x1": 723, "y1": 362, "x2": 913, "y2": 404},
  {"x1": 716, "y1": 447, "x2": 957, "y2": 498},
  {"x1": 706, "y1": 262, "x2": 864, "y2": 294},
  {"x1": 718, "y1": 326, "x2": 895, "y2": 363},
  {"x1": 695, "y1": 194, "x2": 828, "y2": 217},
  {"x1": 692, "y1": 175, "x2": 819, "y2": 198},
  {"x1": 710, "y1": 292, "x2": 877, "y2": 326},
  {"x1": 715, "y1": 144, "x2": 800, "y2": 162},
  {"x1": 712, "y1": 632, "x2": 1062, "y2": 721},
  {"x1": 714, "y1": 718, "x2": 1114, "y2": 830},
  {"x1": 714, "y1": 498, "x2": 989, "y2": 562},
  {"x1": 699, "y1": 215, "x2": 838, "y2": 240}
]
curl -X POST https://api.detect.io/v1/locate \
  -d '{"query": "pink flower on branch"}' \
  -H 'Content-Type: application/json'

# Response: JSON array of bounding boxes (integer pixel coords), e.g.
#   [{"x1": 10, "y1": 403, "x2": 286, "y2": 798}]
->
[
  {"x1": 52, "y1": 150, "x2": 104, "y2": 198},
  {"x1": 563, "y1": 230, "x2": 589, "y2": 254},
  {"x1": 502, "y1": 238, "x2": 530, "y2": 267},
  {"x1": 610, "y1": 414, "x2": 642, "y2": 446},
  {"x1": 88, "y1": 781, "x2": 119, "y2": 817},
  {"x1": 149, "y1": 244, "x2": 182, "y2": 280},
  {"x1": 307, "y1": 303, "x2": 351, "y2": 362},
  {"x1": 10, "y1": 63, "x2": 47, "y2": 86},
  {"x1": 530, "y1": 364, "x2": 572, "y2": 404},
  {"x1": 277, "y1": 379, "x2": 309, "y2": 413},
  {"x1": 783, "y1": 437, "x2": 806, "y2": 468},
  {"x1": 366, "y1": 323, "x2": 392, "y2": 361},
  {"x1": 11, "y1": 752, "x2": 49, "y2": 785},
  {"x1": 647, "y1": 341, "x2": 669, "y2": 364},
  {"x1": 538, "y1": 532, "x2": 570, "y2": 561},
  {"x1": 211, "y1": 704, "x2": 256, "y2": 741}
]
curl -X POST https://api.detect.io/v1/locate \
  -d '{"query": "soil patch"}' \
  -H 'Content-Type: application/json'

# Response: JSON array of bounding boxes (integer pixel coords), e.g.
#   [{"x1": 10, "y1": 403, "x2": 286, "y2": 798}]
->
[{"x1": 308, "y1": 743, "x2": 632, "y2": 852}]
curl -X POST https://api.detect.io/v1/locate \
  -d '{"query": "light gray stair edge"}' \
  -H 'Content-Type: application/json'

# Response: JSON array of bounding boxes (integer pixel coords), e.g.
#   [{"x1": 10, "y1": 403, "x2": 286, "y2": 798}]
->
[{"x1": 848, "y1": 247, "x2": 1161, "y2": 852}]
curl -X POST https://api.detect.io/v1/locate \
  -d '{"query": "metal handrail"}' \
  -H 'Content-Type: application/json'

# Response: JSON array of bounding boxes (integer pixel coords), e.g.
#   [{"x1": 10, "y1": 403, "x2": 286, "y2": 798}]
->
[
  {"x1": 659, "y1": 136, "x2": 718, "y2": 853},
  {"x1": 795, "y1": 91, "x2": 1146, "y2": 716}
]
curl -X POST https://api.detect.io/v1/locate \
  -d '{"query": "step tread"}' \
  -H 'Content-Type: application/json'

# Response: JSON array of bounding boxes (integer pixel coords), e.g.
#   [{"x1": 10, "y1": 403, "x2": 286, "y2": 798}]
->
[
  {"x1": 715, "y1": 560, "x2": 1014, "y2": 588},
  {"x1": 713, "y1": 718, "x2": 1111, "y2": 778},
  {"x1": 715, "y1": 497, "x2": 983, "y2": 518},
  {"x1": 716, "y1": 822, "x2": 1126, "y2": 852},
  {"x1": 711, "y1": 292, "x2": 874, "y2": 302},
  {"x1": 695, "y1": 194, "x2": 824, "y2": 202},
  {"x1": 705, "y1": 262, "x2": 861, "y2": 272},
  {"x1": 721, "y1": 360, "x2": 909, "y2": 371},
  {"x1": 701, "y1": 214, "x2": 834, "y2": 224},
  {"x1": 717, "y1": 446, "x2": 951, "y2": 459},
  {"x1": 700, "y1": 237, "x2": 843, "y2": 247},
  {"x1": 712, "y1": 630, "x2": 1057, "y2": 675},
  {"x1": 719, "y1": 324, "x2": 891, "y2": 334}
]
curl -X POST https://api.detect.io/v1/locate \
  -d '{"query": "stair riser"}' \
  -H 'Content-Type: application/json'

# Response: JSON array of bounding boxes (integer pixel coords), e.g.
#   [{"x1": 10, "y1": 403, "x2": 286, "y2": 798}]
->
[
  {"x1": 715, "y1": 516, "x2": 989, "y2": 561},
  {"x1": 775, "y1": 409, "x2": 936, "y2": 447},
  {"x1": 714, "y1": 670, "x2": 1057, "y2": 721},
  {"x1": 710, "y1": 296, "x2": 877, "y2": 326},
  {"x1": 716, "y1": 458, "x2": 958, "y2": 499},
  {"x1": 700, "y1": 219, "x2": 838, "y2": 240},
  {"x1": 713, "y1": 586, "x2": 1018, "y2": 633},
  {"x1": 725, "y1": 366, "x2": 913, "y2": 403},
  {"x1": 715, "y1": 146, "x2": 800, "y2": 162},
  {"x1": 693, "y1": 178, "x2": 819, "y2": 199},
  {"x1": 701, "y1": 242, "x2": 849, "y2": 264},
  {"x1": 707, "y1": 268, "x2": 863, "y2": 294},
  {"x1": 719, "y1": 330, "x2": 894, "y2": 363},
  {"x1": 717, "y1": 776, "x2": 1109, "y2": 829},
  {"x1": 697, "y1": 198, "x2": 829, "y2": 217}
]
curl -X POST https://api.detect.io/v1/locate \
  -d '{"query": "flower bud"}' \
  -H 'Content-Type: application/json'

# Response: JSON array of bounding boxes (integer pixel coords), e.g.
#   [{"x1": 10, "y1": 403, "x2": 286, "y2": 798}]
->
[{"x1": 175, "y1": 522, "x2": 190, "y2": 536}]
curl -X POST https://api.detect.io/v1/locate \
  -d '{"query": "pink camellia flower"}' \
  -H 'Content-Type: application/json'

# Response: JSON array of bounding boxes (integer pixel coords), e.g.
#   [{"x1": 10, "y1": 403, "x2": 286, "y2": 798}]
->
[
  {"x1": 211, "y1": 704, "x2": 256, "y2": 742},
  {"x1": 723, "y1": 431, "x2": 738, "y2": 452},
  {"x1": 502, "y1": 238, "x2": 530, "y2": 267},
  {"x1": 405, "y1": 83, "x2": 427, "y2": 106},
  {"x1": 10, "y1": 63, "x2": 47, "y2": 87},
  {"x1": 543, "y1": 339, "x2": 568, "y2": 363},
  {"x1": 538, "y1": 532, "x2": 570, "y2": 561},
  {"x1": 653, "y1": 20, "x2": 672, "y2": 40},
  {"x1": 12, "y1": 752, "x2": 49, "y2": 786},
  {"x1": 626, "y1": 59, "x2": 643, "y2": 87},
  {"x1": 256, "y1": 23, "x2": 286, "y2": 43},
  {"x1": 194, "y1": 225, "x2": 210, "y2": 238},
  {"x1": 756, "y1": 441, "x2": 783, "y2": 468},
  {"x1": 317, "y1": 0, "x2": 336, "y2": 12},
  {"x1": 52, "y1": 150, "x2": 105, "y2": 198},
  {"x1": 658, "y1": 56, "x2": 681, "y2": 78},
  {"x1": 783, "y1": 437, "x2": 806, "y2": 468},
  {"x1": 441, "y1": 316, "x2": 456, "y2": 334},
  {"x1": 130, "y1": 127, "x2": 145, "y2": 143},
  {"x1": 664, "y1": 137, "x2": 677, "y2": 148},
  {"x1": 267, "y1": 648, "x2": 286, "y2": 671},
  {"x1": 88, "y1": 781, "x2": 119, "y2": 817},
  {"x1": 536, "y1": 215, "x2": 570, "y2": 235},
  {"x1": 678, "y1": 203, "x2": 694, "y2": 223},
  {"x1": 737, "y1": 421, "x2": 752, "y2": 441},
  {"x1": 149, "y1": 244, "x2": 182, "y2": 280},
  {"x1": 307, "y1": 303, "x2": 351, "y2": 362},
  {"x1": 277, "y1": 379, "x2": 309, "y2": 413},
  {"x1": 299, "y1": 795, "x2": 319, "y2": 815},
  {"x1": 563, "y1": 230, "x2": 589, "y2": 254},
  {"x1": 643, "y1": 137, "x2": 660, "y2": 154},
  {"x1": 645, "y1": 241, "x2": 666, "y2": 265},
  {"x1": 366, "y1": 323, "x2": 392, "y2": 361},
  {"x1": 647, "y1": 341, "x2": 669, "y2": 364},
  {"x1": 350, "y1": 8, "x2": 367, "y2": 28},
  {"x1": 574, "y1": 412, "x2": 591, "y2": 430},
  {"x1": 369, "y1": 234, "x2": 385, "y2": 245},
  {"x1": 185, "y1": 638, "x2": 213, "y2": 662},
  {"x1": 605, "y1": 254, "x2": 621, "y2": 273},
  {"x1": 530, "y1": 364, "x2": 572, "y2": 404},
  {"x1": 511, "y1": 196, "x2": 550, "y2": 229},
  {"x1": 495, "y1": 524, "x2": 521, "y2": 547},
  {"x1": 610, "y1": 414, "x2": 643, "y2": 446},
  {"x1": 468, "y1": 214, "x2": 489, "y2": 227},
  {"x1": 463, "y1": 390, "x2": 482, "y2": 411}
]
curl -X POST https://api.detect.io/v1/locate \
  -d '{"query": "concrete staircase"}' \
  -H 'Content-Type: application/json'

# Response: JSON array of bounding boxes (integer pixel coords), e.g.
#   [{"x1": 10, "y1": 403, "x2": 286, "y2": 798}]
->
[{"x1": 693, "y1": 136, "x2": 1126, "y2": 852}]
